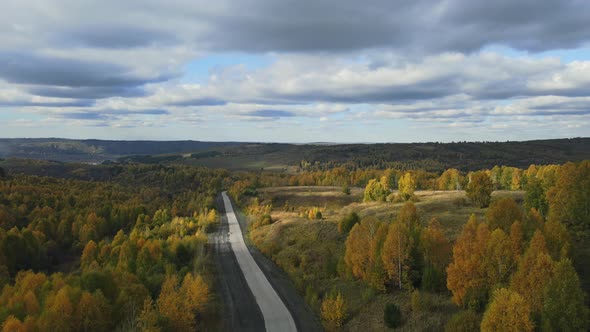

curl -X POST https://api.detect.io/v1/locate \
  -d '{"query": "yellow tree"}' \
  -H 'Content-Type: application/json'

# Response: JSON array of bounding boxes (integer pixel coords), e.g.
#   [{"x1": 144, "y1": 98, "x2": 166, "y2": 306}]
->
[
  {"x1": 137, "y1": 298, "x2": 160, "y2": 332},
  {"x1": 509, "y1": 221, "x2": 523, "y2": 261},
  {"x1": 447, "y1": 215, "x2": 489, "y2": 307},
  {"x1": 344, "y1": 217, "x2": 382, "y2": 282},
  {"x1": 381, "y1": 221, "x2": 412, "y2": 290},
  {"x1": 398, "y1": 172, "x2": 416, "y2": 201},
  {"x1": 40, "y1": 286, "x2": 74, "y2": 331},
  {"x1": 485, "y1": 198, "x2": 522, "y2": 233},
  {"x1": 81, "y1": 240, "x2": 98, "y2": 268},
  {"x1": 547, "y1": 161, "x2": 590, "y2": 234},
  {"x1": 321, "y1": 292, "x2": 347, "y2": 328},
  {"x1": 480, "y1": 288, "x2": 533, "y2": 332},
  {"x1": 466, "y1": 172, "x2": 493, "y2": 208},
  {"x1": 1, "y1": 316, "x2": 25, "y2": 332},
  {"x1": 420, "y1": 218, "x2": 451, "y2": 271},
  {"x1": 181, "y1": 273, "x2": 209, "y2": 313},
  {"x1": 483, "y1": 229, "x2": 516, "y2": 287},
  {"x1": 363, "y1": 179, "x2": 387, "y2": 202},
  {"x1": 157, "y1": 275, "x2": 193, "y2": 331},
  {"x1": 76, "y1": 291, "x2": 111, "y2": 332},
  {"x1": 510, "y1": 231, "x2": 555, "y2": 316},
  {"x1": 543, "y1": 219, "x2": 570, "y2": 260}
]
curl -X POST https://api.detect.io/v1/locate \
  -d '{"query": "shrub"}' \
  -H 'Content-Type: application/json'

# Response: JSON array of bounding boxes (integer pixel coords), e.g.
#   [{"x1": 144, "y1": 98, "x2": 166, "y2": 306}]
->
[
  {"x1": 321, "y1": 292, "x2": 347, "y2": 328},
  {"x1": 342, "y1": 184, "x2": 351, "y2": 195},
  {"x1": 384, "y1": 303, "x2": 402, "y2": 328},
  {"x1": 444, "y1": 310, "x2": 480, "y2": 332},
  {"x1": 338, "y1": 212, "x2": 360, "y2": 234},
  {"x1": 421, "y1": 265, "x2": 446, "y2": 292},
  {"x1": 410, "y1": 290, "x2": 432, "y2": 312}
]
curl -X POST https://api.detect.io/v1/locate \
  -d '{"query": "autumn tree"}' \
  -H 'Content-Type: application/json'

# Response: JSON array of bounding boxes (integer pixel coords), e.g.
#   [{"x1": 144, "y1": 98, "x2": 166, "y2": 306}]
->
[
  {"x1": 344, "y1": 217, "x2": 382, "y2": 281},
  {"x1": 137, "y1": 298, "x2": 160, "y2": 332},
  {"x1": 510, "y1": 231, "x2": 555, "y2": 319},
  {"x1": 321, "y1": 292, "x2": 347, "y2": 328},
  {"x1": 437, "y1": 168, "x2": 464, "y2": 190},
  {"x1": 420, "y1": 218, "x2": 451, "y2": 292},
  {"x1": 181, "y1": 273, "x2": 209, "y2": 313},
  {"x1": 483, "y1": 229, "x2": 516, "y2": 287},
  {"x1": 466, "y1": 172, "x2": 493, "y2": 208},
  {"x1": 1, "y1": 316, "x2": 25, "y2": 332},
  {"x1": 39, "y1": 286, "x2": 74, "y2": 331},
  {"x1": 542, "y1": 258, "x2": 589, "y2": 331},
  {"x1": 509, "y1": 221, "x2": 524, "y2": 259},
  {"x1": 81, "y1": 240, "x2": 98, "y2": 268},
  {"x1": 480, "y1": 288, "x2": 533, "y2": 332},
  {"x1": 381, "y1": 221, "x2": 412, "y2": 290},
  {"x1": 363, "y1": 179, "x2": 387, "y2": 202},
  {"x1": 447, "y1": 215, "x2": 489, "y2": 307},
  {"x1": 157, "y1": 275, "x2": 193, "y2": 331},
  {"x1": 547, "y1": 161, "x2": 590, "y2": 235},
  {"x1": 485, "y1": 198, "x2": 523, "y2": 233},
  {"x1": 543, "y1": 219, "x2": 570, "y2": 260},
  {"x1": 398, "y1": 172, "x2": 416, "y2": 201},
  {"x1": 76, "y1": 291, "x2": 112, "y2": 332}
]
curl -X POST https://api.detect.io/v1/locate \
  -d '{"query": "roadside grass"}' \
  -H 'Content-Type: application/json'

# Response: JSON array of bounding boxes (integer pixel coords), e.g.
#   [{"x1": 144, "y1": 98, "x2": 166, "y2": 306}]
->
[{"x1": 248, "y1": 186, "x2": 525, "y2": 330}]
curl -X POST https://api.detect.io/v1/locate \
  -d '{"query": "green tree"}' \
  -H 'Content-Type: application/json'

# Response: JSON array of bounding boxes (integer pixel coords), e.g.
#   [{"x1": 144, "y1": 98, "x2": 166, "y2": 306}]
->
[
  {"x1": 466, "y1": 172, "x2": 494, "y2": 208},
  {"x1": 338, "y1": 212, "x2": 360, "y2": 235},
  {"x1": 542, "y1": 258, "x2": 589, "y2": 331},
  {"x1": 524, "y1": 177, "x2": 548, "y2": 217}
]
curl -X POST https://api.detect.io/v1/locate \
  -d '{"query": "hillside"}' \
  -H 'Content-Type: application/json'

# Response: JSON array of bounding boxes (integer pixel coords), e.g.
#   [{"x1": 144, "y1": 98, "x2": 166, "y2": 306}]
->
[{"x1": 0, "y1": 137, "x2": 589, "y2": 172}]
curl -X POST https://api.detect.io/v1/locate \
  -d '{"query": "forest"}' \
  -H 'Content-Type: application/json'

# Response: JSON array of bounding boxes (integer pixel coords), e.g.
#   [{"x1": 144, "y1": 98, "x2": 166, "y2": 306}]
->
[
  {"x1": 0, "y1": 164, "x2": 227, "y2": 331},
  {"x1": 0, "y1": 157, "x2": 588, "y2": 331}
]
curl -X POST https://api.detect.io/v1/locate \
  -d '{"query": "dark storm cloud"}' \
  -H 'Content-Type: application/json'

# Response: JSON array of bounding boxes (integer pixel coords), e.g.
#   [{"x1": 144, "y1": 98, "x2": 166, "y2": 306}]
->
[
  {"x1": 0, "y1": 52, "x2": 172, "y2": 88},
  {"x1": 201, "y1": 0, "x2": 590, "y2": 53}
]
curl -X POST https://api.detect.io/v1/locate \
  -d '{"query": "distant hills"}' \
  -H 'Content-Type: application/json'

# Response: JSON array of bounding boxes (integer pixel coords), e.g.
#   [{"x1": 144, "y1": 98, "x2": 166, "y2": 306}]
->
[
  {"x1": 0, "y1": 137, "x2": 589, "y2": 172},
  {"x1": 0, "y1": 138, "x2": 241, "y2": 163}
]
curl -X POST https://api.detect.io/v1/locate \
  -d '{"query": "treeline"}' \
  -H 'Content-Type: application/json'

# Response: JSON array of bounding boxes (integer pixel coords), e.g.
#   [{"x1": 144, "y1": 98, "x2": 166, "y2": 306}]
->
[
  {"x1": 229, "y1": 164, "x2": 561, "y2": 204},
  {"x1": 341, "y1": 161, "x2": 589, "y2": 331},
  {"x1": 0, "y1": 165, "x2": 226, "y2": 331}
]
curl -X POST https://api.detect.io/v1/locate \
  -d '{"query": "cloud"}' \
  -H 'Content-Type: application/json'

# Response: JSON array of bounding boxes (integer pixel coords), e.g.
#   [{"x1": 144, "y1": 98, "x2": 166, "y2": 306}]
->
[
  {"x1": 247, "y1": 110, "x2": 296, "y2": 118},
  {"x1": 1, "y1": 0, "x2": 590, "y2": 140}
]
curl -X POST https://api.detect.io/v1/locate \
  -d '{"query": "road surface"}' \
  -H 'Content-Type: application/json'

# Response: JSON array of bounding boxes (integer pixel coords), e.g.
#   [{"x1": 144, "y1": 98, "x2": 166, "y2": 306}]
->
[{"x1": 221, "y1": 191, "x2": 298, "y2": 332}]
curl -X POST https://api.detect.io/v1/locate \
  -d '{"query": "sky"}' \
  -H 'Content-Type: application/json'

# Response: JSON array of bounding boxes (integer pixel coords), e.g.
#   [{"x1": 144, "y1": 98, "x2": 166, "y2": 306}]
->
[{"x1": 1, "y1": 0, "x2": 590, "y2": 143}]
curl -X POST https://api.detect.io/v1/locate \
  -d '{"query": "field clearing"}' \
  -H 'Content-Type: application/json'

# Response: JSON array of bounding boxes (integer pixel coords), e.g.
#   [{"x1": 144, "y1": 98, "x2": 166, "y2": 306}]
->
[{"x1": 256, "y1": 186, "x2": 524, "y2": 240}]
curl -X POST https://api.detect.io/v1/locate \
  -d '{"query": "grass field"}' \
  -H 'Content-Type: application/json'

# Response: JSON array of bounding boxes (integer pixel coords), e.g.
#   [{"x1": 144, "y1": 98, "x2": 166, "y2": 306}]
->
[{"x1": 247, "y1": 186, "x2": 524, "y2": 331}]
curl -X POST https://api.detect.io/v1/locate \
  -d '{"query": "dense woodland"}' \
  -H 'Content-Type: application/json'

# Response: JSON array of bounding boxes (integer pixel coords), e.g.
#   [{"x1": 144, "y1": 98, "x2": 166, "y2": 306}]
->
[
  {"x1": 0, "y1": 157, "x2": 589, "y2": 331},
  {"x1": 0, "y1": 165, "x2": 227, "y2": 331}
]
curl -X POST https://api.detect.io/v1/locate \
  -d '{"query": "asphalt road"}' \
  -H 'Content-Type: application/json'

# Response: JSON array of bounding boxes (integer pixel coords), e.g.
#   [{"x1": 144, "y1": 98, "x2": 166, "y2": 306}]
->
[
  {"x1": 221, "y1": 192, "x2": 298, "y2": 332},
  {"x1": 211, "y1": 195, "x2": 264, "y2": 331}
]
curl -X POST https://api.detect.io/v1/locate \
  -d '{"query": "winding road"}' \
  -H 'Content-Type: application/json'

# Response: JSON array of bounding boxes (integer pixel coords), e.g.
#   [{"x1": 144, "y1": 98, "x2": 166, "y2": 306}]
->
[{"x1": 221, "y1": 191, "x2": 298, "y2": 332}]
